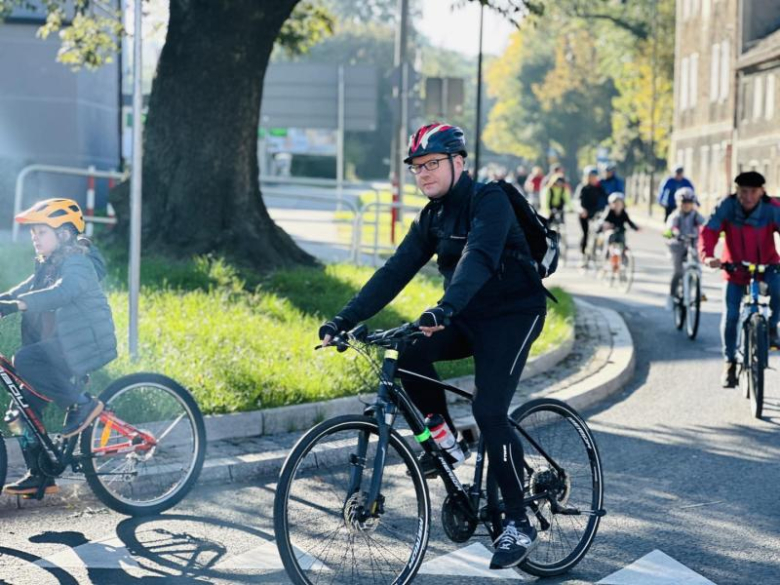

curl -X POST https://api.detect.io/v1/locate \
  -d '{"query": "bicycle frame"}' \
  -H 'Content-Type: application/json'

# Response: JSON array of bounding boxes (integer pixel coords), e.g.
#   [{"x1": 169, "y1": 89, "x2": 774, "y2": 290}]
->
[
  {"x1": 736, "y1": 266, "x2": 772, "y2": 369},
  {"x1": 0, "y1": 352, "x2": 158, "y2": 481},
  {"x1": 352, "y1": 343, "x2": 580, "y2": 534},
  {"x1": 681, "y1": 238, "x2": 701, "y2": 303}
]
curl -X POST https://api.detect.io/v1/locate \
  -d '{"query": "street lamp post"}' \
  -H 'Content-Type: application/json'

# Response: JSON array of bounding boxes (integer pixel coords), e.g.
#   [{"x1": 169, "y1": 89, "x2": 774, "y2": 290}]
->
[
  {"x1": 474, "y1": 2, "x2": 485, "y2": 176},
  {"x1": 129, "y1": 0, "x2": 143, "y2": 359}
]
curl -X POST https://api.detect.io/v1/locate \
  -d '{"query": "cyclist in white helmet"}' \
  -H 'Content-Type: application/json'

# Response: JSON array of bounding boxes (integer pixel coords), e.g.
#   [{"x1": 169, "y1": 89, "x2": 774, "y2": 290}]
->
[
  {"x1": 664, "y1": 187, "x2": 705, "y2": 308},
  {"x1": 598, "y1": 192, "x2": 639, "y2": 251}
]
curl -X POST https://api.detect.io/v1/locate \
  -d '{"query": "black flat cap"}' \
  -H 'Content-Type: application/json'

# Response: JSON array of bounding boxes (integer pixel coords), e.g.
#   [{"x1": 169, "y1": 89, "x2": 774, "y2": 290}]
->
[{"x1": 735, "y1": 171, "x2": 765, "y2": 187}]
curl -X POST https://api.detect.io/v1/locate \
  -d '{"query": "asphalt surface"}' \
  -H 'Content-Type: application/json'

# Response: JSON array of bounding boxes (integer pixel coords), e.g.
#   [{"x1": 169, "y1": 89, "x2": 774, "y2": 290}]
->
[{"x1": 1, "y1": 218, "x2": 779, "y2": 585}]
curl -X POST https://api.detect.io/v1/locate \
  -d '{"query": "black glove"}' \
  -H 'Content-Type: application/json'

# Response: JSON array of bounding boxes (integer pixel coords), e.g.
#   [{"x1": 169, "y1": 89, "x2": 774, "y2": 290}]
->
[
  {"x1": 0, "y1": 301, "x2": 19, "y2": 317},
  {"x1": 318, "y1": 315, "x2": 353, "y2": 341},
  {"x1": 418, "y1": 305, "x2": 453, "y2": 328}
]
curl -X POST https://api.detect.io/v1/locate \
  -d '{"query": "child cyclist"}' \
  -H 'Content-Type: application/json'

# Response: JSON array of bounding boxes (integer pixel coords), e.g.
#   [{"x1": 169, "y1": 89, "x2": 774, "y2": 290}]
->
[
  {"x1": 0, "y1": 199, "x2": 117, "y2": 496},
  {"x1": 598, "y1": 192, "x2": 640, "y2": 252},
  {"x1": 664, "y1": 187, "x2": 705, "y2": 307}
]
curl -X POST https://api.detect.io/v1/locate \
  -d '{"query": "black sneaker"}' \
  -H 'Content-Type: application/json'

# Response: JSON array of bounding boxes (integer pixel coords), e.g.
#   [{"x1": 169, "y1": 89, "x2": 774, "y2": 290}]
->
[
  {"x1": 61, "y1": 397, "x2": 104, "y2": 438},
  {"x1": 3, "y1": 472, "x2": 59, "y2": 497},
  {"x1": 721, "y1": 361, "x2": 737, "y2": 388},
  {"x1": 490, "y1": 520, "x2": 538, "y2": 569}
]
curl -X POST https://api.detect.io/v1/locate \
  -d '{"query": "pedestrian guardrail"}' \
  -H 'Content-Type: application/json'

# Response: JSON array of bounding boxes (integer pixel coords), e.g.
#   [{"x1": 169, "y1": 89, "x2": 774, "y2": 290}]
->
[{"x1": 13, "y1": 164, "x2": 126, "y2": 241}]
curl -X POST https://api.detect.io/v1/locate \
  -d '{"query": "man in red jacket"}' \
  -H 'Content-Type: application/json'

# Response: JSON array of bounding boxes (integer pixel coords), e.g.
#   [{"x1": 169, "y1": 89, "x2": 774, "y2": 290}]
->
[{"x1": 700, "y1": 171, "x2": 780, "y2": 387}]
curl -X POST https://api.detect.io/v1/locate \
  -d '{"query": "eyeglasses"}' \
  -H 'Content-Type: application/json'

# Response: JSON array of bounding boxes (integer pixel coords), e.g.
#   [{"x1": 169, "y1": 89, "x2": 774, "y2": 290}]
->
[{"x1": 408, "y1": 156, "x2": 451, "y2": 175}]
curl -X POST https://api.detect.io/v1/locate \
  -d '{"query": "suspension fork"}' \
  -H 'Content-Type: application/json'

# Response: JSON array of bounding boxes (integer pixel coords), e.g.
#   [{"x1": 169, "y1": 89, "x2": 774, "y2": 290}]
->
[{"x1": 358, "y1": 350, "x2": 400, "y2": 519}]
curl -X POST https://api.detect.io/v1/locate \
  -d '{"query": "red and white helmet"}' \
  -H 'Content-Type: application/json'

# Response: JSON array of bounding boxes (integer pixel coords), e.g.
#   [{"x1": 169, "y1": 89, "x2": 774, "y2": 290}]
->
[{"x1": 404, "y1": 123, "x2": 467, "y2": 164}]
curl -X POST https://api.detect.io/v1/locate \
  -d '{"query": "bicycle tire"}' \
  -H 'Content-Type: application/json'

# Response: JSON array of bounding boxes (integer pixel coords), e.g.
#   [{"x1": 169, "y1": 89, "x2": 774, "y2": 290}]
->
[
  {"x1": 620, "y1": 249, "x2": 634, "y2": 293},
  {"x1": 274, "y1": 415, "x2": 430, "y2": 585},
  {"x1": 685, "y1": 271, "x2": 701, "y2": 340},
  {"x1": 0, "y1": 434, "x2": 6, "y2": 493},
  {"x1": 80, "y1": 373, "x2": 206, "y2": 516},
  {"x1": 487, "y1": 398, "x2": 604, "y2": 578},
  {"x1": 748, "y1": 315, "x2": 766, "y2": 419}
]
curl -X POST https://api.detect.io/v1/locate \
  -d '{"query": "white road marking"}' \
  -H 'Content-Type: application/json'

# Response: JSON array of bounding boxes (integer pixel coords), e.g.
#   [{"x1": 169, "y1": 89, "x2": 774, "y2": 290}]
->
[
  {"x1": 213, "y1": 538, "x2": 327, "y2": 572},
  {"x1": 34, "y1": 536, "x2": 140, "y2": 571},
  {"x1": 418, "y1": 542, "x2": 525, "y2": 580},
  {"x1": 597, "y1": 549, "x2": 717, "y2": 585}
]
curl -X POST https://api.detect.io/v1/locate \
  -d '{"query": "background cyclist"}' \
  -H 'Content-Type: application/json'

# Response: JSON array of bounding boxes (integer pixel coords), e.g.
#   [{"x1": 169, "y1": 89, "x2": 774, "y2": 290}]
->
[
  {"x1": 319, "y1": 122, "x2": 547, "y2": 570},
  {"x1": 664, "y1": 187, "x2": 705, "y2": 309},
  {"x1": 699, "y1": 171, "x2": 780, "y2": 387}
]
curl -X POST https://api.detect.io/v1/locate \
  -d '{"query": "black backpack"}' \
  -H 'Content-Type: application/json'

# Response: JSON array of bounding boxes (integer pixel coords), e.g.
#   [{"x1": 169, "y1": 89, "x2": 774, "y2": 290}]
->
[{"x1": 473, "y1": 180, "x2": 560, "y2": 279}]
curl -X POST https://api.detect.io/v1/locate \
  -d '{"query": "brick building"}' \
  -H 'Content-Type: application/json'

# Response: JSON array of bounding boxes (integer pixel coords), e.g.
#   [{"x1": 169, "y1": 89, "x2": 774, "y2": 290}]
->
[{"x1": 670, "y1": 0, "x2": 780, "y2": 211}]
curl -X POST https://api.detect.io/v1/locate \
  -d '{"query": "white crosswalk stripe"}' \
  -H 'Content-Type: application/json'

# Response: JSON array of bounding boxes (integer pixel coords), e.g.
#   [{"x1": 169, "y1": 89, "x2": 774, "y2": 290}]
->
[
  {"x1": 418, "y1": 542, "x2": 525, "y2": 580},
  {"x1": 597, "y1": 549, "x2": 717, "y2": 585}
]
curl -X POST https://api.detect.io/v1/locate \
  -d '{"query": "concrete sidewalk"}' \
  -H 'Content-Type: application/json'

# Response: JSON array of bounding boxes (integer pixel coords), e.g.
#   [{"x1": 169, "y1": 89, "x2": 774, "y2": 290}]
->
[{"x1": 1, "y1": 297, "x2": 634, "y2": 511}]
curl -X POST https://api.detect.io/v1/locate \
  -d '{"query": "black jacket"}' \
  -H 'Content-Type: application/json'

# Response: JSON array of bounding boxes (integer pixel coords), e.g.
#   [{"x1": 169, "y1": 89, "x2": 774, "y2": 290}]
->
[
  {"x1": 577, "y1": 183, "x2": 608, "y2": 218},
  {"x1": 338, "y1": 173, "x2": 546, "y2": 325}
]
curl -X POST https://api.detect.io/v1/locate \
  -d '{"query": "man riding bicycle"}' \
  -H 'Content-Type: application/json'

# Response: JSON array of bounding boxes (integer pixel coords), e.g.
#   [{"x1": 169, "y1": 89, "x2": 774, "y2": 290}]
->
[
  {"x1": 699, "y1": 171, "x2": 780, "y2": 387},
  {"x1": 319, "y1": 122, "x2": 547, "y2": 569}
]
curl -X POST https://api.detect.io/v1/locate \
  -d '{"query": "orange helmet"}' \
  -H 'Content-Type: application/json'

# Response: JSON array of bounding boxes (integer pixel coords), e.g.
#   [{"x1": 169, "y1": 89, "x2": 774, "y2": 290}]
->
[{"x1": 15, "y1": 198, "x2": 85, "y2": 234}]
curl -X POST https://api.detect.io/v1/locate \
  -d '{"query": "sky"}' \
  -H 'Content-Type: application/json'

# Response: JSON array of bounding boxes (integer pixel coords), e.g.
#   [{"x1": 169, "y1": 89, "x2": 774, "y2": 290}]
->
[{"x1": 417, "y1": 0, "x2": 518, "y2": 57}]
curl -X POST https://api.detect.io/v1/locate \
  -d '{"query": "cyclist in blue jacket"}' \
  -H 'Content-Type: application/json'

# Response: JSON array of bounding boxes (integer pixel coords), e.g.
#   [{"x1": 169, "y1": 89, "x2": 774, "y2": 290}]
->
[
  {"x1": 320, "y1": 122, "x2": 546, "y2": 569},
  {"x1": 658, "y1": 166, "x2": 695, "y2": 221}
]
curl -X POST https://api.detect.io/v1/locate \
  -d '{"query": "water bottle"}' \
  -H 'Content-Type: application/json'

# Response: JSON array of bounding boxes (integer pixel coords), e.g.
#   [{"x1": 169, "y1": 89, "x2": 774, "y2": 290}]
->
[
  {"x1": 425, "y1": 413, "x2": 465, "y2": 467},
  {"x1": 3, "y1": 408, "x2": 24, "y2": 436}
]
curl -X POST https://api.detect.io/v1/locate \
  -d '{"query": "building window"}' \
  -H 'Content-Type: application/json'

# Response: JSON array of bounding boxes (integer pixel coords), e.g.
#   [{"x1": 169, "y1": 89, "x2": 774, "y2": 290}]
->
[
  {"x1": 710, "y1": 43, "x2": 720, "y2": 102},
  {"x1": 753, "y1": 75, "x2": 763, "y2": 120},
  {"x1": 719, "y1": 40, "x2": 730, "y2": 102},
  {"x1": 685, "y1": 147, "x2": 694, "y2": 177},
  {"x1": 740, "y1": 79, "x2": 749, "y2": 120},
  {"x1": 690, "y1": 53, "x2": 699, "y2": 108},
  {"x1": 700, "y1": 146, "x2": 710, "y2": 198},
  {"x1": 766, "y1": 74, "x2": 776, "y2": 120},
  {"x1": 681, "y1": 57, "x2": 690, "y2": 110},
  {"x1": 702, "y1": 0, "x2": 711, "y2": 19},
  {"x1": 682, "y1": 0, "x2": 690, "y2": 21}
]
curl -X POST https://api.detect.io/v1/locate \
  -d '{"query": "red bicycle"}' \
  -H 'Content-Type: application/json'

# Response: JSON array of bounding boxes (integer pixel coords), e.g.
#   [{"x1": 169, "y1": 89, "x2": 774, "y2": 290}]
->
[{"x1": 0, "y1": 351, "x2": 205, "y2": 516}]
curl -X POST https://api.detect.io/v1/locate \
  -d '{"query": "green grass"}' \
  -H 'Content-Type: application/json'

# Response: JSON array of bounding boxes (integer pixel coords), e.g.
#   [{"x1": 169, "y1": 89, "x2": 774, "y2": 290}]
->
[{"x1": 0, "y1": 244, "x2": 574, "y2": 417}]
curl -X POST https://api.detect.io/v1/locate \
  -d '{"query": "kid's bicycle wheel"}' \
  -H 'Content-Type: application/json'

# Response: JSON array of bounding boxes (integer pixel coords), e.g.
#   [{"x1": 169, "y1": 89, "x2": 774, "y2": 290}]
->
[
  {"x1": 673, "y1": 282, "x2": 685, "y2": 330},
  {"x1": 619, "y1": 249, "x2": 634, "y2": 293},
  {"x1": 274, "y1": 415, "x2": 430, "y2": 585},
  {"x1": 685, "y1": 271, "x2": 701, "y2": 340},
  {"x1": 494, "y1": 398, "x2": 604, "y2": 578},
  {"x1": 80, "y1": 373, "x2": 206, "y2": 516},
  {"x1": 748, "y1": 315, "x2": 766, "y2": 419}
]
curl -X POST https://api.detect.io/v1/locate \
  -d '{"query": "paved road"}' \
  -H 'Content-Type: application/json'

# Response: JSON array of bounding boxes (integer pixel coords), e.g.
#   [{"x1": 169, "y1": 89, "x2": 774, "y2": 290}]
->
[{"x1": 1, "y1": 217, "x2": 779, "y2": 585}]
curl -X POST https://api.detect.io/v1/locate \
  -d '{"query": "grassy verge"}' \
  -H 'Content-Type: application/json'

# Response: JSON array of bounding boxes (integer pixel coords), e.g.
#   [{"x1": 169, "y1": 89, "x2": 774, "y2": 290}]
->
[{"x1": 0, "y1": 245, "x2": 574, "y2": 416}]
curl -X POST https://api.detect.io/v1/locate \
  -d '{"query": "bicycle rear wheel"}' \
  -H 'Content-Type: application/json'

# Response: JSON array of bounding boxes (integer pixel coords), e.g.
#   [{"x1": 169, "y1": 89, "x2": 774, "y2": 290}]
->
[
  {"x1": 619, "y1": 249, "x2": 634, "y2": 293},
  {"x1": 80, "y1": 373, "x2": 206, "y2": 516},
  {"x1": 274, "y1": 415, "x2": 430, "y2": 585},
  {"x1": 503, "y1": 398, "x2": 604, "y2": 578},
  {"x1": 685, "y1": 271, "x2": 701, "y2": 339},
  {"x1": 748, "y1": 315, "x2": 766, "y2": 419}
]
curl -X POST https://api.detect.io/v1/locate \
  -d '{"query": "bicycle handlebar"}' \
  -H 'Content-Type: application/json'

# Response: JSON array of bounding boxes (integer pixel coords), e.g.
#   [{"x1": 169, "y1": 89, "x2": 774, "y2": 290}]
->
[
  {"x1": 721, "y1": 261, "x2": 780, "y2": 274},
  {"x1": 316, "y1": 322, "x2": 424, "y2": 352}
]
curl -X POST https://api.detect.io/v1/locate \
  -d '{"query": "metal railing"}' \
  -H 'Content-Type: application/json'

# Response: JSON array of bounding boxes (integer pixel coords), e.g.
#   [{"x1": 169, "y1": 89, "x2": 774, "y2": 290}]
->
[{"x1": 13, "y1": 164, "x2": 126, "y2": 241}]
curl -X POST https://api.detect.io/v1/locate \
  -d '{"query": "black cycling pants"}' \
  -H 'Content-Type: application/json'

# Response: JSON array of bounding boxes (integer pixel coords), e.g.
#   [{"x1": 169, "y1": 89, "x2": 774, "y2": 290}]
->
[
  {"x1": 579, "y1": 216, "x2": 590, "y2": 254},
  {"x1": 397, "y1": 311, "x2": 545, "y2": 521}
]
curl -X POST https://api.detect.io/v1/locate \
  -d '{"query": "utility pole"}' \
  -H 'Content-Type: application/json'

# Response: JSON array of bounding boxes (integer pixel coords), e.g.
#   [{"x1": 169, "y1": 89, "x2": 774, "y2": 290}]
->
[
  {"x1": 474, "y1": 2, "x2": 485, "y2": 177},
  {"x1": 390, "y1": 0, "x2": 409, "y2": 243}
]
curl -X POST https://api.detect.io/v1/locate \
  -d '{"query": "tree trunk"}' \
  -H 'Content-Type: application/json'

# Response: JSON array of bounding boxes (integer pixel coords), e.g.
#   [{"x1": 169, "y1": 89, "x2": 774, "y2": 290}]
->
[{"x1": 124, "y1": 0, "x2": 315, "y2": 270}]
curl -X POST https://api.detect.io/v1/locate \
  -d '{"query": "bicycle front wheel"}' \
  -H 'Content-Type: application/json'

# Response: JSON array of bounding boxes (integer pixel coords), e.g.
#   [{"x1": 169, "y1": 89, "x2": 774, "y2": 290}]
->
[
  {"x1": 685, "y1": 271, "x2": 701, "y2": 339},
  {"x1": 511, "y1": 398, "x2": 604, "y2": 577},
  {"x1": 0, "y1": 434, "x2": 6, "y2": 493},
  {"x1": 80, "y1": 373, "x2": 206, "y2": 516},
  {"x1": 274, "y1": 415, "x2": 430, "y2": 585},
  {"x1": 748, "y1": 315, "x2": 766, "y2": 419}
]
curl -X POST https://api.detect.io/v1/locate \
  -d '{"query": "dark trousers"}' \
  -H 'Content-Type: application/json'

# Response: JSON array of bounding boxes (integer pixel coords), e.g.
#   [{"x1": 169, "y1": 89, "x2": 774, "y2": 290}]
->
[
  {"x1": 12, "y1": 339, "x2": 80, "y2": 416},
  {"x1": 664, "y1": 206, "x2": 675, "y2": 222},
  {"x1": 579, "y1": 216, "x2": 590, "y2": 254},
  {"x1": 397, "y1": 311, "x2": 545, "y2": 521}
]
